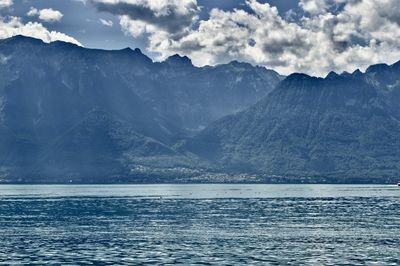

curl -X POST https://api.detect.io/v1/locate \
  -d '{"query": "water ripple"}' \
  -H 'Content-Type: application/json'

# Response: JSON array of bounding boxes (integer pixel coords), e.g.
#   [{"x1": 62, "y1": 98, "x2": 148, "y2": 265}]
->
[{"x1": 0, "y1": 185, "x2": 398, "y2": 265}]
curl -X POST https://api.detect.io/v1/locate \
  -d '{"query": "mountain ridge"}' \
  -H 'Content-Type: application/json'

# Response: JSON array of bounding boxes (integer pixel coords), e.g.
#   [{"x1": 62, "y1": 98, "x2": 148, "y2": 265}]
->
[
  {"x1": 186, "y1": 63, "x2": 400, "y2": 182},
  {"x1": 0, "y1": 35, "x2": 282, "y2": 183},
  {"x1": 1, "y1": 35, "x2": 400, "y2": 183}
]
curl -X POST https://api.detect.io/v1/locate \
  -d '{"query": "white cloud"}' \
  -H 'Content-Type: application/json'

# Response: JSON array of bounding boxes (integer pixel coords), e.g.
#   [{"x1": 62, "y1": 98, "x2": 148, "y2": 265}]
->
[
  {"x1": 0, "y1": 16, "x2": 82, "y2": 46},
  {"x1": 93, "y1": 0, "x2": 400, "y2": 76},
  {"x1": 99, "y1": 18, "x2": 113, "y2": 27},
  {"x1": 119, "y1": 16, "x2": 147, "y2": 37},
  {"x1": 27, "y1": 7, "x2": 38, "y2": 17},
  {"x1": 299, "y1": 0, "x2": 329, "y2": 15},
  {"x1": 0, "y1": 0, "x2": 12, "y2": 9},
  {"x1": 27, "y1": 7, "x2": 64, "y2": 23},
  {"x1": 146, "y1": 1, "x2": 317, "y2": 74},
  {"x1": 298, "y1": 0, "x2": 352, "y2": 15},
  {"x1": 90, "y1": 0, "x2": 199, "y2": 37}
]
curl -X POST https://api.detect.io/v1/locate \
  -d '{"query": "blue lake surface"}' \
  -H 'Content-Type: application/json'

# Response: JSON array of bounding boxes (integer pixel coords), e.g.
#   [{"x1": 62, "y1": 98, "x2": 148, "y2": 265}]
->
[{"x1": 0, "y1": 184, "x2": 399, "y2": 265}]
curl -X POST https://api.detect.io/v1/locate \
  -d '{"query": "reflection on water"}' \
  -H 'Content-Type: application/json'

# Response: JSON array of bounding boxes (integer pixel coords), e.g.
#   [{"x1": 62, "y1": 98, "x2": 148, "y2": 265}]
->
[{"x1": 0, "y1": 185, "x2": 399, "y2": 265}]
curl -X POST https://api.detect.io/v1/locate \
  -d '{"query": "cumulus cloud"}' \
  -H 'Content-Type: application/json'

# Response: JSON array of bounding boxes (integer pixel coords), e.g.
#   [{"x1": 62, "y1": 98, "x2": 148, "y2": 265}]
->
[
  {"x1": 299, "y1": 0, "x2": 330, "y2": 15},
  {"x1": 27, "y1": 7, "x2": 64, "y2": 22},
  {"x1": 90, "y1": 0, "x2": 199, "y2": 38},
  {"x1": 0, "y1": 0, "x2": 12, "y2": 9},
  {"x1": 92, "y1": 0, "x2": 400, "y2": 76},
  {"x1": 0, "y1": 16, "x2": 82, "y2": 46},
  {"x1": 99, "y1": 18, "x2": 113, "y2": 27}
]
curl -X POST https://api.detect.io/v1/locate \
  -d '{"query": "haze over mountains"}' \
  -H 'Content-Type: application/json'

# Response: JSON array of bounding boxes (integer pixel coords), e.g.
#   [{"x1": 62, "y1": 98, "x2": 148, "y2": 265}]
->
[{"x1": 0, "y1": 36, "x2": 399, "y2": 183}]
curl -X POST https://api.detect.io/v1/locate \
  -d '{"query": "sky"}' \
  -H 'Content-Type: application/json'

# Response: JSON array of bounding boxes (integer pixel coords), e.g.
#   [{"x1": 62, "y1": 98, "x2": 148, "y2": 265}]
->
[{"x1": 1, "y1": 0, "x2": 400, "y2": 76}]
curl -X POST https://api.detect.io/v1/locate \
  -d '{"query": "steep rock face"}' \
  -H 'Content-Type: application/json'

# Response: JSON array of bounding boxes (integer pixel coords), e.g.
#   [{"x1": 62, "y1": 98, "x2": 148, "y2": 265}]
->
[
  {"x1": 362, "y1": 62, "x2": 400, "y2": 120},
  {"x1": 0, "y1": 44, "x2": 174, "y2": 181},
  {"x1": 0, "y1": 36, "x2": 282, "y2": 134},
  {"x1": 0, "y1": 36, "x2": 282, "y2": 181},
  {"x1": 187, "y1": 70, "x2": 400, "y2": 181},
  {"x1": 149, "y1": 56, "x2": 284, "y2": 132}
]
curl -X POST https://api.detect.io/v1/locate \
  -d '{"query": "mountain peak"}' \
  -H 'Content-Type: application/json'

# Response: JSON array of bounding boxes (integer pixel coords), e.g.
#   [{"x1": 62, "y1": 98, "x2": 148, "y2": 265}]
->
[
  {"x1": 3, "y1": 35, "x2": 44, "y2": 45},
  {"x1": 115, "y1": 47, "x2": 153, "y2": 64},
  {"x1": 229, "y1": 60, "x2": 252, "y2": 66},
  {"x1": 119, "y1": 47, "x2": 143, "y2": 54},
  {"x1": 326, "y1": 71, "x2": 339, "y2": 79},
  {"x1": 165, "y1": 54, "x2": 193, "y2": 66},
  {"x1": 366, "y1": 63, "x2": 390, "y2": 73},
  {"x1": 340, "y1": 71, "x2": 351, "y2": 77},
  {"x1": 119, "y1": 47, "x2": 133, "y2": 52},
  {"x1": 285, "y1": 73, "x2": 313, "y2": 81},
  {"x1": 210, "y1": 61, "x2": 257, "y2": 72},
  {"x1": 352, "y1": 69, "x2": 363, "y2": 76},
  {"x1": 50, "y1": 40, "x2": 80, "y2": 49},
  {"x1": 279, "y1": 73, "x2": 321, "y2": 89}
]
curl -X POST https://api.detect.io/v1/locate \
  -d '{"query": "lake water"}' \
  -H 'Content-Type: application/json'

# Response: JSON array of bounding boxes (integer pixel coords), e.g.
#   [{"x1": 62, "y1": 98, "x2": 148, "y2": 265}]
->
[{"x1": 0, "y1": 184, "x2": 398, "y2": 265}]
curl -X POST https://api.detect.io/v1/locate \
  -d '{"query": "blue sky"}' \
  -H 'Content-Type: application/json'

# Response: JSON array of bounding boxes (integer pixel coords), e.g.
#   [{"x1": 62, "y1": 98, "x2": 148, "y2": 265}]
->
[
  {"x1": 1, "y1": 0, "x2": 400, "y2": 76},
  {"x1": 1, "y1": 0, "x2": 299, "y2": 50}
]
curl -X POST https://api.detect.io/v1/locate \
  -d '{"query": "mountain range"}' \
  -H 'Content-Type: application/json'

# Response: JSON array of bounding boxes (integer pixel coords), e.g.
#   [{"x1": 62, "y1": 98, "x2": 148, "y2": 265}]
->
[{"x1": 0, "y1": 35, "x2": 399, "y2": 183}]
